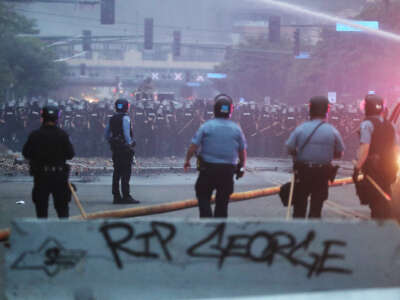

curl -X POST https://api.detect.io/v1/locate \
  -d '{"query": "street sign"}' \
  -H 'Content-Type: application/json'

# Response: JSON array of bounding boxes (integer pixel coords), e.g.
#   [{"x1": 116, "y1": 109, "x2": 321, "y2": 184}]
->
[
  {"x1": 295, "y1": 52, "x2": 310, "y2": 59},
  {"x1": 207, "y1": 73, "x2": 227, "y2": 79},
  {"x1": 328, "y1": 92, "x2": 337, "y2": 103},
  {"x1": 336, "y1": 21, "x2": 379, "y2": 32}
]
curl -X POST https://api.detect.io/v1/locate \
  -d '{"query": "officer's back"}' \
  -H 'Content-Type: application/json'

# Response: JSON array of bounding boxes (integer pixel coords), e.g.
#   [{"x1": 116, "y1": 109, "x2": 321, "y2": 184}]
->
[
  {"x1": 23, "y1": 111, "x2": 74, "y2": 165},
  {"x1": 285, "y1": 96, "x2": 344, "y2": 219},
  {"x1": 184, "y1": 94, "x2": 247, "y2": 218},
  {"x1": 22, "y1": 105, "x2": 75, "y2": 219}
]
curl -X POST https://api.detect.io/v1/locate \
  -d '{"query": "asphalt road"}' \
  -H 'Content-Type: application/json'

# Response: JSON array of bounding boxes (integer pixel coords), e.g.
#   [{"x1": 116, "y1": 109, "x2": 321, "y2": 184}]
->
[{"x1": 0, "y1": 167, "x2": 369, "y2": 227}]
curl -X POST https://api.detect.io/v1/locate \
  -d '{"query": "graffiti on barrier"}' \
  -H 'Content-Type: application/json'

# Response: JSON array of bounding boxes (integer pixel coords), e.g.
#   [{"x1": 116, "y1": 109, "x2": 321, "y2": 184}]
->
[
  {"x1": 99, "y1": 221, "x2": 352, "y2": 277},
  {"x1": 99, "y1": 221, "x2": 176, "y2": 269},
  {"x1": 11, "y1": 238, "x2": 86, "y2": 277},
  {"x1": 10, "y1": 222, "x2": 353, "y2": 278}
]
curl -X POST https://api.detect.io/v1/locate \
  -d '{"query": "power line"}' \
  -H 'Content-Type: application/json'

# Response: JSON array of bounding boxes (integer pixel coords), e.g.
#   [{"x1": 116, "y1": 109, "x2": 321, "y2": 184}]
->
[
  {"x1": 14, "y1": 8, "x2": 269, "y2": 42},
  {"x1": 7, "y1": 0, "x2": 99, "y2": 3},
  {"x1": 13, "y1": 7, "x2": 258, "y2": 36}
]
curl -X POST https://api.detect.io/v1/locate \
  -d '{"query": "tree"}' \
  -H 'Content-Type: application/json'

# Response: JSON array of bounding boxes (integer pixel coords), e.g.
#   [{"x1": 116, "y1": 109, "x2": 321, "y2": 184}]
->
[
  {"x1": 285, "y1": 1, "x2": 400, "y2": 104},
  {"x1": 0, "y1": 2, "x2": 67, "y2": 101},
  {"x1": 216, "y1": 2, "x2": 400, "y2": 105},
  {"x1": 214, "y1": 36, "x2": 292, "y2": 102}
]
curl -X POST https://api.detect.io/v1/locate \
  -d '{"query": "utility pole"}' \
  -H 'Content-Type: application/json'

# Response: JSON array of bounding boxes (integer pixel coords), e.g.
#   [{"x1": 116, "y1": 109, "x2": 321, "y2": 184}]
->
[{"x1": 384, "y1": 0, "x2": 390, "y2": 15}]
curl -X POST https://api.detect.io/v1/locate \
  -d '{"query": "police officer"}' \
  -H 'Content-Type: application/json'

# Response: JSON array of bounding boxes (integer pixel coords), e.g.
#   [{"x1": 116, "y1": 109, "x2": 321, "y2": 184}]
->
[
  {"x1": 353, "y1": 94, "x2": 398, "y2": 219},
  {"x1": 22, "y1": 106, "x2": 75, "y2": 218},
  {"x1": 105, "y1": 98, "x2": 139, "y2": 204},
  {"x1": 286, "y1": 96, "x2": 345, "y2": 218},
  {"x1": 184, "y1": 94, "x2": 247, "y2": 218}
]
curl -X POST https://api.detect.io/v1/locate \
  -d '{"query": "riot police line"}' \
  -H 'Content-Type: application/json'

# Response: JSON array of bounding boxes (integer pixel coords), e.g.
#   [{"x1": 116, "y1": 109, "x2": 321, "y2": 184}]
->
[
  {"x1": 0, "y1": 97, "x2": 363, "y2": 160},
  {"x1": 12, "y1": 93, "x2": 400, "y2": 220}
]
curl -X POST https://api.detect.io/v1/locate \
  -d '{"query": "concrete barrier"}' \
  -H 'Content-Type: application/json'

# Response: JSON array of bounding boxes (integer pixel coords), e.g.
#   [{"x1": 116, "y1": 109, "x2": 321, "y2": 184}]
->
[
  {"x1": 197, "y1": 288, "x2": 400, "y2": 300},
  {"x1": 4, "y1": 218, "x2": 400, "y2": 299}
]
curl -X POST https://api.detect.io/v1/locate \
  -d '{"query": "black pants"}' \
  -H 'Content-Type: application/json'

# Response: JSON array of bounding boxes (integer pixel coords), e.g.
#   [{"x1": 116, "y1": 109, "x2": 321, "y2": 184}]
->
[
  {"x1": 32, "y1": 172, "x2": 70, "y2": 218},
  {"x1": 195, "y1": 164, "x2": 235, "y2": 218},
  {"x1": 292, "y1": 164, "x2": 329, "y2": 219},
  {"x1": 366, "y1": 174, "x2": 392, "y2": 219},
  {"x1": 112, "y1": 150, "x2": 133, "y2": 198}
]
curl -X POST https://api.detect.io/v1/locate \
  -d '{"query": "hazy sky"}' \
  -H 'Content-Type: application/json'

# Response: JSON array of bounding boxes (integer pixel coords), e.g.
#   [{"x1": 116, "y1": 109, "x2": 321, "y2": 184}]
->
[{"x1": 15, "y1": 0, "x2": 366, "y2": 43}]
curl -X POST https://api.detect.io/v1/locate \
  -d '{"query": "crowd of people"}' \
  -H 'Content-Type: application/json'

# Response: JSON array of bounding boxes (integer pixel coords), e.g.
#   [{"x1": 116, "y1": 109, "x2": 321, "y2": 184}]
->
[{"x1": 0, "y1": 97, "x2": 363, "y2": 160}]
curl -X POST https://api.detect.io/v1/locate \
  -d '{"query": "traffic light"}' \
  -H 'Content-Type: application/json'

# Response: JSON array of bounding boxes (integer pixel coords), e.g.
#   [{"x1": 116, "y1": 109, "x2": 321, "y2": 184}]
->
[
  {"x1": 80, "y1": 63, "x2": 86, "y2": 76},
  {"x1": 144, "y1": 18, "x2": 154, "y2": 50},
  {"x1": 100, "y1": 0, "x2": 115, "y2": 25},
  {"x1": 173, "y1": 30, "x2": 181, "y2": 57},
  {"x1": 269, "y1": 16, "x2": 281, "y2": 43},
  {"x1": 82, "y1": 30, "x2": 91, "y2": 51},
  {"x1": 294, "y1": 28, "x2": 300, "y2": 56},
  {"x1": 185, "y1": 70, "x2": 191, "y2": 82}
]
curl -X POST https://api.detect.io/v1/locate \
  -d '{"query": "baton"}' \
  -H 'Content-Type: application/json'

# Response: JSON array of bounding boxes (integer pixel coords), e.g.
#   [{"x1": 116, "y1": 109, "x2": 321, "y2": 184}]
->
[
  {"x1": 389, "y1": 102, "x2": 400, "y2": 123},
  {"x1": 68, "y1": 182, "x2": 87, "y2": 219},
  {"x1": 352, "y1": 160, "x2": 392, "y2": 202},
  {"x1": 177, "y1": 119, "x2": 193, "y2": 135},
  {"x1": 251, "y1": 127, "x2": 265, "y2": 137},
  {"x1": 133, "y1": 155, "x2": 141, "y2": 174},
  {"x1": 286, "y1": 173, "x2": 295, "y2": 220},
  {"x1": 251, "y1": 123, "x2": 276, "y2": 137},
  {"x1": 365, "y1": 175, "x2": 392, "y2": 202}
]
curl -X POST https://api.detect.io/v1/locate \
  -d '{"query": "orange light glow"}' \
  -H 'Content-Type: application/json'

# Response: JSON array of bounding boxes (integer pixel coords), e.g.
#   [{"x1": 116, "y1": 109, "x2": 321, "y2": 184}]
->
[{"x1": 83, "y1": 96, "x2": 99, "y2": 103}]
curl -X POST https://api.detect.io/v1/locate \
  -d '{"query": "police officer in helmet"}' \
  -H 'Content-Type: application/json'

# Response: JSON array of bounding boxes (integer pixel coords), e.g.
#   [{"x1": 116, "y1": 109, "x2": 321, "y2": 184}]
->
[
  {"x1": 353, "y1": 94, "x2": 398, "y2": 219},
  {"x1": 286, "y1": 96, "x2": 345, "y2": 218},
  {"x1": 22, "y1": 105, "x2": 75, "y2": 218},
  {"x1": 105, "y1": 98, "x2": 139, "y2": 204},
  {"x1": 184, "y1": 94, "x2": 247, "y2": 218}
]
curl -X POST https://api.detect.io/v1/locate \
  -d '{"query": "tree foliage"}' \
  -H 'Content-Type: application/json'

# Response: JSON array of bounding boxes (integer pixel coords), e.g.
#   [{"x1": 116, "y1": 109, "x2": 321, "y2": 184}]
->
[
  {"x1": 0, "y1": 2, "x2": 66, "y2": 101},
  {"x1": 287, "y1": 1, "x2": 400, "y2": 104},
  {"x1": 215, "y1": 36, "x2": 293, "y2": 102}
]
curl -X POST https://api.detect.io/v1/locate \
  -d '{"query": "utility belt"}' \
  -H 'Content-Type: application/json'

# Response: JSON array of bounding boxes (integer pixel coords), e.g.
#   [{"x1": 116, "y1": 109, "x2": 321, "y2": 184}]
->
[
  {"x1": 196, "y1": 155, "x2": 236, "y2": 172},
  {"x1": 30, "y1": 163, "x2": 70, "y2": 176},
  {"x1": 294, "y1": 161, "x2": 328, "y2": 169},
  {"x1": 293, "y1": 161, "x2": 339, "y2": 183},
  {"x1": 109, "y1": 135, "x2": 135, "y2": 154}
]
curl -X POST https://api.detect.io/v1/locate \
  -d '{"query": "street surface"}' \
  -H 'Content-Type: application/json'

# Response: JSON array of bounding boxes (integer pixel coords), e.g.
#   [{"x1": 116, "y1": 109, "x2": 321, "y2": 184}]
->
[{"x1": 0, "y1": 158, "x2": 368, "y2": 225}]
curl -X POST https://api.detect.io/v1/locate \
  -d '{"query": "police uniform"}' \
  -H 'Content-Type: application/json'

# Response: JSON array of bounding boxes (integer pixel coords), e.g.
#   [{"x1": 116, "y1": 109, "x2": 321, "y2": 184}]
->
[
  {"x1": 184, "y1": 94, "x2": 247, "y2": 218},
  {"x1": 105, "y1": 99, "x2": 139, "y2": 204},
  {"x1": 133, "y1": 101, "x2": 146, "y2": 157},
  {"x1": 22, "y1": 106, "x2": 75, "y2": 218},
  {"x1": 286, "y1": 96, "x2": 345, "y2": 218},
  {"x1": 354, "y1": 95, "x2": 397, "y2": 219}
]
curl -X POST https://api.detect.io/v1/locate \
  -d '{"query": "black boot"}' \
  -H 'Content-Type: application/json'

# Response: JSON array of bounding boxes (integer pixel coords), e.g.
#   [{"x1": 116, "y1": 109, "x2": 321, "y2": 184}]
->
[
  {"x1": 113, "y1": 194, "x2": 123, "y2": 204},
  {"x1": 121, "y1": 195, "x2": 140, "y2": 204}
]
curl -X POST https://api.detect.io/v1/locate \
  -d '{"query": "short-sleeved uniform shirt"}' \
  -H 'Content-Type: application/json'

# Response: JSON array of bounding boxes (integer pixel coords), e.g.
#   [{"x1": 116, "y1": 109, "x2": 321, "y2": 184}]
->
[
  {"x1": 285, "y1": 119, "x2": 345, "y2": 164},
  {"x1": 191, "y1": 118, "x2": 247, "y2": 165},
  {"x1": 104, "y1": 113, "x2": 133, "y2": 144},
  {"x1": 360, "y1": 116, "x2": 382, "y2": 144}
]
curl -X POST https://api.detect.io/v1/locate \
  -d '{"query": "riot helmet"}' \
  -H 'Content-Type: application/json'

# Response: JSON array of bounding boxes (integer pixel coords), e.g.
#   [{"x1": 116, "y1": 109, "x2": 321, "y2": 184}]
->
[
  {"x1": 364, "y1": 94, "x2": 383, "y2": 116},
  {"x1": 115, "y1": 98, "x2": 129, "y2": 113},
  {"x1": 309, "y1": 96, "x2": 329, "y2": 118},
  {"x1": 214, "y1": 94, "x2": 233, "y2": 119},
  {"x1": 41, "y1": 105, "x2": 59, "y2": 122}
]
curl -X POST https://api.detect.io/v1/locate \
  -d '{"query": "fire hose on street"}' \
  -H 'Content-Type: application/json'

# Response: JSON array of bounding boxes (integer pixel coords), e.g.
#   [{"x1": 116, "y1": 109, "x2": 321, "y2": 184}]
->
[{"x1": 0, "y1": 176, "x2": 357, "y2": 242}]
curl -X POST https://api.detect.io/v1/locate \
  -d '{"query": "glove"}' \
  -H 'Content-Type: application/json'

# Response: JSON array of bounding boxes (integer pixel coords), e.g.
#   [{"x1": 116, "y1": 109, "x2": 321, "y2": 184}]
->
[
  {"x1": 236, "y1": 164, "x2": 245, "y2": 180},
  {"x1": 352, "y1": 167, "x2": 360, "y2": 183}
]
